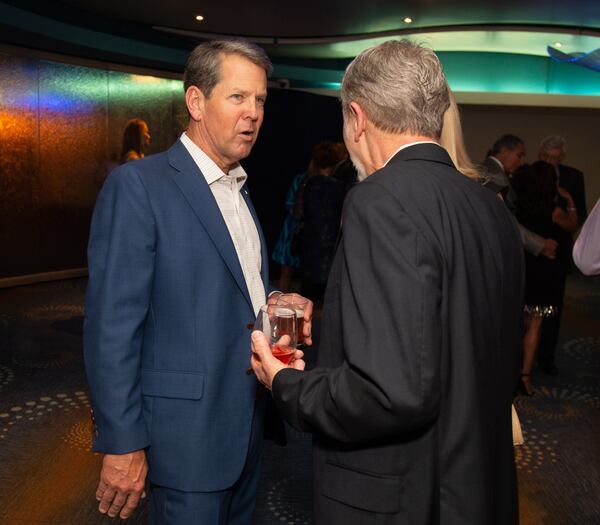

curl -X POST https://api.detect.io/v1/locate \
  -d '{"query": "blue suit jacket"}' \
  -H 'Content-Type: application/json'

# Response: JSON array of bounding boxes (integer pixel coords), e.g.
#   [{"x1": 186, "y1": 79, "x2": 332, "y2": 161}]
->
[{"x1": 84, "y1": 139, "x2": 269, "y2": 491}]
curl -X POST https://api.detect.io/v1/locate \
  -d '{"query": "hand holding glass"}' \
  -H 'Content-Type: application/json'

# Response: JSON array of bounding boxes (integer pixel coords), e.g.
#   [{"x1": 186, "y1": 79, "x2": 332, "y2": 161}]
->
[
  {"x1": 277, "y1": 294, "x2": 309, "y2": 345},
  {"x1": 254, "y1": 305, "x2": 297, "y2": 365}
]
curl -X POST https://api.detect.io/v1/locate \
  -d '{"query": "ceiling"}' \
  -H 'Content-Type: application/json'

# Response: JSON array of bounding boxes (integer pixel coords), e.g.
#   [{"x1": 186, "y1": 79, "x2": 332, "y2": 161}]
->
[
  {"x1": 1, "y1": 0, "x2": 599, "y2": 105},
  {"x1": 6, "y1": 0, "x2": 600, "y2": 59},
  {"x1": 57, "y1": 0, "x2": 600, "y2": 41}
]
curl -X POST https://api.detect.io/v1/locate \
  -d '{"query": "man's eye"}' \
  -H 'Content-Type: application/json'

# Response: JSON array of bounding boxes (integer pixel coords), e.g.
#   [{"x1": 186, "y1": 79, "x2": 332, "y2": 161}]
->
[
  {"x1": 231, "y1": 94, "x2": 243, "y2": 101},
  {"x1": 257, "y1": 97, "x2": 266, "y2": 106}
]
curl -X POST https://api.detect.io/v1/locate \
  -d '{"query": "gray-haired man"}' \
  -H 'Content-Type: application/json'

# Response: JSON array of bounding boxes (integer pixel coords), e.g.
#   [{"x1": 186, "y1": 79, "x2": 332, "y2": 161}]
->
[{"x1": 252, "y1": 40, "x2": 522, "y2": 524}]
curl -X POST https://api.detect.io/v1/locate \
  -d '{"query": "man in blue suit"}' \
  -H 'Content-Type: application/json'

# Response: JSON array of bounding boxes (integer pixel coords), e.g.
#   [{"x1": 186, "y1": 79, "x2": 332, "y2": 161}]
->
[{"x1": 84, "y1": 40, "x2": 309, "y2": 524}]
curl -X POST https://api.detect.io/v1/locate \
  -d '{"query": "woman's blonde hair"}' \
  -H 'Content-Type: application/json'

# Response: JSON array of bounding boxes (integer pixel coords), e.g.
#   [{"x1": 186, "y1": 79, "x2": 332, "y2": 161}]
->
[{"x1": 439, "y1": 91, "x2": 480, "y2": 181}]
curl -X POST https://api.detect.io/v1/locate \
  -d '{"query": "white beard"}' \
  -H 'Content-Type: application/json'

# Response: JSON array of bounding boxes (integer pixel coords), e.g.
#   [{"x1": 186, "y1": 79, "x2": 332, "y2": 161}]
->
[{"x1": 349, "y1": 153, "x2": 368, "y2": 181}]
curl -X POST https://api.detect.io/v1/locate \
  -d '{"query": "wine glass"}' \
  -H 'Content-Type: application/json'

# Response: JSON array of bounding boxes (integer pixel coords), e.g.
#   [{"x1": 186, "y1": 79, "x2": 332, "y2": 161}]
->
[
  {"x1": 277, "y1": 294, "x2": 308, "y2": 345},
  {"x1": 254, "y1": 304, "x2": 297, "y2": 364}
]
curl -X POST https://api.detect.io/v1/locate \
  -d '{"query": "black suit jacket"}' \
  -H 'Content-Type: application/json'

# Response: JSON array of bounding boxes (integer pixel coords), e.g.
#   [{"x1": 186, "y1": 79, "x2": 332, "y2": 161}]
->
[
  {"x1": 558, "y1": 164, "x2": 587, "y2": 224},
  {"x1": 273, "y1": 144, "x2": 524, "y2": 524}
]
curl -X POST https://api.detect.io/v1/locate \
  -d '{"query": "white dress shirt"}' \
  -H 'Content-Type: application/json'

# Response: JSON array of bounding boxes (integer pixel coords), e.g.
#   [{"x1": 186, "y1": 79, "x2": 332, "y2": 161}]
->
[
  {"x1": 180, "y1": 132, "x2": 266, "y2": 315},
  {"x1": 383, "y1": 140, "x2": 440, "y2": 167},
  {"x1": 573, "y1": 198, "x2": 600, "y2": 276}
]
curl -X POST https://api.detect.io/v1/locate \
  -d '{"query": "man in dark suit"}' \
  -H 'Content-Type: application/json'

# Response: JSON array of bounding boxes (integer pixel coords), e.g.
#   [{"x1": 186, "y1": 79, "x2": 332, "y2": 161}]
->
[
  {"x1": 84, "y1": 40, "x2": 309, "y2": 524},
  {"x1": 251, "y1": 40, "x2": 524, "y2": 524},
  {"x1": 539, "y1": 135, "x2": 587, "y2": 225},
  {"x1": 536, "y1": 135, "x2": 587, "y2": 375},
  {"x1": 482, "y1": 134, "x2": 558, "y2": 260}
]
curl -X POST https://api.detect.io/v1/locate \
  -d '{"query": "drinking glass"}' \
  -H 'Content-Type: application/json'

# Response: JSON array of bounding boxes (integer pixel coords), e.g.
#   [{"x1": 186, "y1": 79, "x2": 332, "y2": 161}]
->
[
  {"x1": 254, "y1": 304, "x2": 297, "y2": 364},
  {"x1": 277, "y1": 294, "x2": 308, "y2": 345}
]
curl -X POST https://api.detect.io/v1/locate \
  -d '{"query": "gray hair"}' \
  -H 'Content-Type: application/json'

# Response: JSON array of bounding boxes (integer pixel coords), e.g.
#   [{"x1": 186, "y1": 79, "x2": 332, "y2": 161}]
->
[
  {"x1": 491, "y1": 134, "x2": 524, "y2": 155},
  {"x1": 340, "y1": 40, "x2": 450, "y2": 138},
  {"x1": 184, "y1": 40, "x2": 273, "y2": 97},
  {"x1": 539, "y1": 135, "x2": 566, "y2": 153}
]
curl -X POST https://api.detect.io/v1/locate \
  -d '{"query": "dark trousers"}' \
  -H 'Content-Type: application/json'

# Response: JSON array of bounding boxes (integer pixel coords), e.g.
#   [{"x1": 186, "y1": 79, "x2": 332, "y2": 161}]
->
[{"x1": 149, "y1": 398, "x2": 265, "y2": 525}]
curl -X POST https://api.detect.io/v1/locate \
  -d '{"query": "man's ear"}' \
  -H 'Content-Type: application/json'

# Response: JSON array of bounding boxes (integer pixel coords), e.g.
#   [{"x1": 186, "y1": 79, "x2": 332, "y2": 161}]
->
[
  {"x1": 185, "y1": 86, "x2": 204, "y2": 122},
  {"x1": 349, "y1": 101, "x2": 366, "y2": 143}
]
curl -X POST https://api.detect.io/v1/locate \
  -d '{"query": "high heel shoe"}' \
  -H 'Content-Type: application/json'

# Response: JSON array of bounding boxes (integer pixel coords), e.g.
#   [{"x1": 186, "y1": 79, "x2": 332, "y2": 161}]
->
[{"x1": 520, "y1": 373, "x2": 534, "y2": 396}]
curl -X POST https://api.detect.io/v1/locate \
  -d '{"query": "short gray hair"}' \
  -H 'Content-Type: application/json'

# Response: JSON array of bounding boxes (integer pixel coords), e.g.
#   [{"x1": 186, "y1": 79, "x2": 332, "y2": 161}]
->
[
  {"x1": 184, "y1": 40, "x2": 273, "y2": 97},
  {"x1": 539, "y1": 135, "x2": 566, "y2": 154},
  {"x1": 340, "y1": 40, "x2": 450, "y2": 138}
]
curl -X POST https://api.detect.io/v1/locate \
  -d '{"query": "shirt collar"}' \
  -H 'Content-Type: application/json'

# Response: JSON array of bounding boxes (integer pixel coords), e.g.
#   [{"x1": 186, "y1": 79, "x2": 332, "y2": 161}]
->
[
  {"x1": 489, "y1": 156, "x2": 506, "y2": 173},
  {"x1": 180, "y1": 132, "x2": 248, "y2": 189},
  {"x1": 383, "y1": 140, "x2": 440, "y2": 167}
]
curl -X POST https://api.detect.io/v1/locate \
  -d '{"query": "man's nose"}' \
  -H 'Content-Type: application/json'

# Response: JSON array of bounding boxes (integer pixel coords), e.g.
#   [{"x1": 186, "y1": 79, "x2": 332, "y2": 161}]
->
[{"x1": 244, "y1": 100, "x2": 259, "y2": 120}]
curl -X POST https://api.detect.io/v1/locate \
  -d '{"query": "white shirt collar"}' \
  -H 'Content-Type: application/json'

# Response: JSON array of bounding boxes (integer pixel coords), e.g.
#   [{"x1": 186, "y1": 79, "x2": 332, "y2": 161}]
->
[
  {"x1": 180, "y1": 132, "x2": 248, "y2": 189},
  {"x1": 383, "y1": 140, "x2": 440, "y2": 167},
  {"x1": 488, "y1": 156, "x2": 505, "y2": 172}
]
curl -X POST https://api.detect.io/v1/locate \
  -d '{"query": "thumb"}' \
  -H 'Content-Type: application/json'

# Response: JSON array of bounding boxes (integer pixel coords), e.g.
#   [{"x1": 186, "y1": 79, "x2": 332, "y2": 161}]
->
[{"x1": 251, "y1": 330, "x2": 271, "y2": 358}]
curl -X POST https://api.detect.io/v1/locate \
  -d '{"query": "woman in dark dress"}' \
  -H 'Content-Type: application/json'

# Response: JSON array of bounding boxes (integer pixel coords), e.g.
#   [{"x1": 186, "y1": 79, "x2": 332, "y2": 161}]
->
[
  {"x1": 300, "y1": 157, "x2": 352, "y2": 302},
  {"x1": 513, "y1": 161, "x2": 578, "y2": 395}
]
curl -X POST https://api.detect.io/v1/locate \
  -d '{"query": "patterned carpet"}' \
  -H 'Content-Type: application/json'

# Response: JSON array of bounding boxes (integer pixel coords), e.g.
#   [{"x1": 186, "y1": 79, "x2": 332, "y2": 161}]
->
[{"x1": 0, "y1": 275, "x2": 598, "y2": 524}]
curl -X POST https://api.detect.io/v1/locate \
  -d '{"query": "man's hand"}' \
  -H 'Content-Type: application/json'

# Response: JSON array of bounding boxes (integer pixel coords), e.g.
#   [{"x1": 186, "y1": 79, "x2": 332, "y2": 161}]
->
[
  {"x1": 268, "y1": 293, "x2": 314, "y2": 346},
  {"x1": 541, "y1": 238, "x2": 558, "y2": 259},
  {"x1": 96, "y1": 450, "x2": 148, "y2": 519},
  {"x1": 299, "y1": 295, "x2": 314, "y2": 346},
  {"x1": 251, "y1": 331, "x2": 305, "y2": 390}
]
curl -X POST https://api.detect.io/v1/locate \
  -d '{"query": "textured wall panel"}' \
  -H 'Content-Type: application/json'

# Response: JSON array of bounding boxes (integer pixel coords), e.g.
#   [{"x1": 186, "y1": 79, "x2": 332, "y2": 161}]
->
[
  {"x1": 0, "y1": 51, "x2": 41, "y2": 277},
  {"x1": 0, "y1": 49, "x2": 188, "y2": 280},
  {"x1": 37, "y1": 61, "x2": 108, "y2": 272},
  {"x1": 108, "y1": 72, "x2": 183, "y2": 164}
]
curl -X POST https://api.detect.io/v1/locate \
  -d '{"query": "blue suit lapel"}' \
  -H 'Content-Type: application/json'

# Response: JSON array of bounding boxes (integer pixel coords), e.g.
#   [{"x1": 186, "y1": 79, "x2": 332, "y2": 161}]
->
[
  {"x1": 167, "y1": 141, "x2": 254, "y2": 312},
  {"x1": 241, "y1": 184, "x2": 269, "y2": 293}
]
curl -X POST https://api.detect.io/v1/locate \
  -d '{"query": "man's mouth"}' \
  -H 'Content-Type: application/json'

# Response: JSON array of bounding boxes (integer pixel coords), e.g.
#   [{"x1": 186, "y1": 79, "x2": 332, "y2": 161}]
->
[{"x1": 239, "y1": 130, "x2": 254, "y2": 140}]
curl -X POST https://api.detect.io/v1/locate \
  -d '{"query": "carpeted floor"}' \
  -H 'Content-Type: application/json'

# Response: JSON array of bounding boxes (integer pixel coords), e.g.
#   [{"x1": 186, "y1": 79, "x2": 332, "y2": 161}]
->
[{"x1": 0, "y1": 274, "x2": 598, "y2": 524}]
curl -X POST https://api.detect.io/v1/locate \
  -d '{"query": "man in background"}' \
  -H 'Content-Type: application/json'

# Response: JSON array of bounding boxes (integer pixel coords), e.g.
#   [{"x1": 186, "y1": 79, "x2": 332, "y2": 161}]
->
[
  {"x1": 539, "y1": 135, "x2": 587, "y2": 224},
  {"x1": 536, "y1": 135, "x2": 586, "y2": 375},
  {"x1": 483, "y1": 134, "x2": 558, "y2": 260}
]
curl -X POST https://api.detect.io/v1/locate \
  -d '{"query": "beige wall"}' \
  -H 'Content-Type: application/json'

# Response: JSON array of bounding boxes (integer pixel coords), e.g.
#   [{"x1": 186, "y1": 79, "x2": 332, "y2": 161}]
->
[{"x1": 459, "y1": 104, "x2": 599, "y2": 215}]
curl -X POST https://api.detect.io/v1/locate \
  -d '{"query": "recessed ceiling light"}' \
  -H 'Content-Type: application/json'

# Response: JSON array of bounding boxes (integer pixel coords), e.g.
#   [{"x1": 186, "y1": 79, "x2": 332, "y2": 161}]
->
[
  {"x1": 195, "y1": 15, "x2": 204, "y2": 22},
  {"x1": 555, "y1": 42, "x2": 562, "y2": 48},
  {"x1": 404, "y1": 17, "x2": 413, "y2": 24}
]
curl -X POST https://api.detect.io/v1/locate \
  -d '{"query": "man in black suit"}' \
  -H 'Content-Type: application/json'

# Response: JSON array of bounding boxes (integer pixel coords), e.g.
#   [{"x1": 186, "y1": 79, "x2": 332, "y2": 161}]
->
[
  {"x1": 482, "y1": 134, "x2": 558, "y2": 260},
  {"x1": 539, "y1": 135, "x2": 587, "y2": 225},
  {"x1": 251, "y1": 40, "x2": 523, "y2": 524},
  {"x1": 536, "y1": 135, "x2": 587, "y2": 375}
]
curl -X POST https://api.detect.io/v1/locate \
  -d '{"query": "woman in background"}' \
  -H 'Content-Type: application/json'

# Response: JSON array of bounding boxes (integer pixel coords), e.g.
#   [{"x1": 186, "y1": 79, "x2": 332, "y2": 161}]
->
[
  {"x1": 272, "y1": 141, "x2": 342, "y2": 291},
  {"x1": 120, "y1": 119, "x2": 151, "y2": 164},
  {"x1": 439, "y1": 91, "x2": 481, "y2": 182},
  {"x1": 512, "y1": 161, "x2": 578, "y2": 395}
]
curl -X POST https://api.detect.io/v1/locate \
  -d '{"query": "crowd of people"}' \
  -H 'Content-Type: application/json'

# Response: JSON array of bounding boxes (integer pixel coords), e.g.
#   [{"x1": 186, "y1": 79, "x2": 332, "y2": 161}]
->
[{"x1": 82, "y1": 37, "x2": 596, "y2": 525}]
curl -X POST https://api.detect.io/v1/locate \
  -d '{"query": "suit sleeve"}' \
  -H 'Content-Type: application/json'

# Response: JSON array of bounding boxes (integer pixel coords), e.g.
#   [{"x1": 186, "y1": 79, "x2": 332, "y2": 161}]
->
[
  {"x1": 84, "y1": 165, "x2": 156, "y2": 454},
  {"x1": 272, "y1": 181, "x2": 443, "y2": 443},
  {"x1": 517, "y1": 222, "x2": 545, "y2": 256}
]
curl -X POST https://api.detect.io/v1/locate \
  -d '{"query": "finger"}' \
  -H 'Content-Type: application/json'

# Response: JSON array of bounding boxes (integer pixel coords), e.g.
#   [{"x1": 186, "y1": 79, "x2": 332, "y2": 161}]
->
[
  {"x1": 302, "y1": 298, "x2": 314, "y2": 320},
  {"x1": 276, "y1": 334, "x2": 291, "y2": 346},
  {"x1": 293, "y1": 349, "x2": 304, "y2": 361},
  {"x1": 120, "y1": 492, "x2": 143, "y2": 519},
  {"x1": 291, "y1": 359, "x2": 306, "y2": 371},
  {"x1": 96, "y1": 480, "x2": 107, "y2": 501},
  {"x1": 251, "y1": 330, "x2": 271, "y2": 357},
  {"x1": 98, "y1": 486, "x2": 117, "y2": 514},
  {"x1": 304, "y1": 320, "x2": 312, "y2": 346},
  {"x1": 251, "y1": 353, "x2": 269, "y2": 387},
  {"x1": 107, "y1": 492, "x2": 128, "y2": 518}
]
